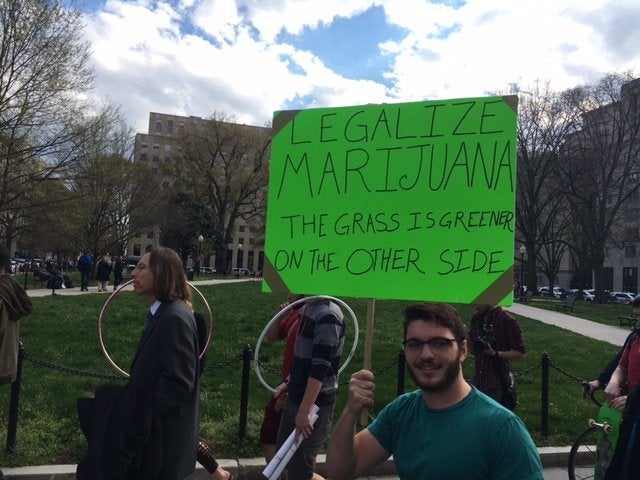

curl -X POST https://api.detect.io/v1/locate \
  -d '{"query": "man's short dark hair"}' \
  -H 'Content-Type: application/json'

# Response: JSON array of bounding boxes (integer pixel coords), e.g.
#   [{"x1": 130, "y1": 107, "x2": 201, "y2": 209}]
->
[{"x1": 402, "y1": 303, "x2": 468, "y2": 342}]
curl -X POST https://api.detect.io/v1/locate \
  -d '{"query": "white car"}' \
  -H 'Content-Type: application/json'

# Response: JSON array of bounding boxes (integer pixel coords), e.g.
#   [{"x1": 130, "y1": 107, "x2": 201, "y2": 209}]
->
[
  {"x1": 538, "y1": 286, "x2": 564, "y2": 298},
  {"x1": 609, "y1": 292, "x2": 634, "y2": 304},
  {"x1": 582, "y1": 289, "x2": 595, "y2": 301}
]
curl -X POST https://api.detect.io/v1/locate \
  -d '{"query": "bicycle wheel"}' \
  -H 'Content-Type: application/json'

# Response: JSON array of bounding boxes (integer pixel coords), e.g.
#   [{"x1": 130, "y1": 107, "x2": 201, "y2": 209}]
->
[{"x1": 568, "y1": 426, "x2": 611, "y2": 480}]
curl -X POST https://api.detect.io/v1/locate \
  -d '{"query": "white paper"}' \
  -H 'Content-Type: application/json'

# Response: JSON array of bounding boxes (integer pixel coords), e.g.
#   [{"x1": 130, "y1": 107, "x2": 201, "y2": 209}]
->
[{"x1": 262, "y1": 404, "x2": 319, "y2": 480}]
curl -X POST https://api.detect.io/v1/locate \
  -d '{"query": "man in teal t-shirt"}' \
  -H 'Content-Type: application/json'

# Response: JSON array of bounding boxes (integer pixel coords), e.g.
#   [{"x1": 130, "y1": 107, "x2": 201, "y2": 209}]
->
[{"x1": 326, "y1": 302, "x2": 543, "y2": 480}]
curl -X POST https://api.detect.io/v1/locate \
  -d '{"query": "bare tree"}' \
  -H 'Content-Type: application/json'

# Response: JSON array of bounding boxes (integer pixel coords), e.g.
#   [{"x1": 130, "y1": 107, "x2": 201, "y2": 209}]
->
[
  {"x1": 536, "y1": 205, "x2": 571, "y2": 291},
  {"x1": 515, "y1": 82, "x2": 578, "y2": 293},
  {"x1": 555, "y1": 72, "x2": 640, "y2": 300},
  {"x1": 169, "y1": 113, "x2": 271, "y2": 274},
  {"x1": 0, "y1": 0, "x2": 94, "y2": 248}
]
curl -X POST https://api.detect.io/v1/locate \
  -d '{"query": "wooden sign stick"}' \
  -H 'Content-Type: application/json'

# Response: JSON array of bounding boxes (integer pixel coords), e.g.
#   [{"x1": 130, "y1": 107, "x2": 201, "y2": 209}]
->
[{"x1": 359, "y1": 298, "x2": 376, "y2": 426}]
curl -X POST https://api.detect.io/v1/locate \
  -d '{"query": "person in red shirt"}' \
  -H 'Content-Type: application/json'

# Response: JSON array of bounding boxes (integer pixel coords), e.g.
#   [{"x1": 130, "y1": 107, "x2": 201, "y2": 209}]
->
[
  {"x1": 605, "y1": 297, "x2": 640, "y2": 411},
  {"x1": 259, "y1": 295, "x2": 304, "y2": 462}
]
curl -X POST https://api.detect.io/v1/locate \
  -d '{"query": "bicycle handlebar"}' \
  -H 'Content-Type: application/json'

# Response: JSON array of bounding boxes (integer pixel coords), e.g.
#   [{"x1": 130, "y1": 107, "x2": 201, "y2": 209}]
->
[{"x1": 582, "y1": 381, "x2": 604, "y2": 407}]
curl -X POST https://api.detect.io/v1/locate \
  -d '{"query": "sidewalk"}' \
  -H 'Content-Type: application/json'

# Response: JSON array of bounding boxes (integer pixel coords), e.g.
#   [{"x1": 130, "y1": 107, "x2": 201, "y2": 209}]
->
[
  {"x1": 3, "y1": 294, "x2": 629, "y2": 479},
  {"x1": 506, "y1": 301, "x2": 629, "y2": 347},
  {"x1": 0, "y1": 447, "x2": 575, "y2": 479},
  {"x1": 22, "y1": 277, "x2": 253, "y2": 298}
]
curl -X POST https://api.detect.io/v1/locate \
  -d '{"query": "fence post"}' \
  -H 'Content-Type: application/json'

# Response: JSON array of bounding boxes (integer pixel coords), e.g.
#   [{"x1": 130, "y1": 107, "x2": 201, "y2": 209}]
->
[
  {"x1": 239, "y1": 344, "x2": 252, "y2": 440},
  {"x1": 541, "y1": 352, "x2": 549, "y2": 438},
  {"x1": 6, "y1": 342, "x2": 25, "y2": 453},
  {"x1": 397, "y1": 349, "x2": 405, "y2": 396}
]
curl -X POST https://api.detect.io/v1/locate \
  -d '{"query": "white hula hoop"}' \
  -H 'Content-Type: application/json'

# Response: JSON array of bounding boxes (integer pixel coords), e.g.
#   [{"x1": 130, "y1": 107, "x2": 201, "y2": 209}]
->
[
  {"x1": 98, "y1": 279, "x2": 214, "y2": 378},
  {"x1": 254, "y1": 295, "x2": 359, "y2": 393}
]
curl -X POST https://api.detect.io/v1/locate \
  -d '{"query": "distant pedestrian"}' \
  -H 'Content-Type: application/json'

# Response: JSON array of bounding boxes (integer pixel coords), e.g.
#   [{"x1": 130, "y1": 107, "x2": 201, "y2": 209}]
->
[
  {"x1": 112, "y1": 256, "x2": 124, "y2": 290},
  {"x1": 77, "y1": 252, "x2": 93, "y2": 292},
  {"x1": 95, "y1": 255, "x2": 112, "y2": 292}
]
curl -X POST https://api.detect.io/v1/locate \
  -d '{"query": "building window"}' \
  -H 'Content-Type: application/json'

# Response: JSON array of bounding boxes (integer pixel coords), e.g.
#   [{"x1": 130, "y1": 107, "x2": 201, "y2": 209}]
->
[
  {"x1": 133, "y1": 244, "x2": 141, "y2": 256},
  {"x1": 153, "y1": 144, "x2": 160, "y2": 150},
  {"x1": 623, "y1": 266, "x2": 638, "y2": 293},
  {"x1": 239, "y1": 225, "x2": 245, "y2": 232},
  {"x1": 164, "y1": 144, "x2": 171, "y2": 152},
  {"x1": 147, "y1": 232, "x2": 154, "y2": 239},
  {"x1": 140, "y1": 153, "x2": 148, "y2": 161},
  {"x1": 164, "y1": 156, "x2": 171, "y2": 162},
  {"x1": 155, "y1": 120, "x2": 162, "y2": 133},
  {"x1": 603, "y1": 267, "x2": 614, "y2": 291},
  {"x1": 626, "y1": 246, "x2": 637, "y2": 257},
  {"x1": 152, "y1": 155, "x2": 159, "y2": 162},
  {"x1": 167, "y1": 120, "x2": 174, "y2": 132},
  {"x1": 141, "y1": 143, "x2": 148, "y2": 149}
]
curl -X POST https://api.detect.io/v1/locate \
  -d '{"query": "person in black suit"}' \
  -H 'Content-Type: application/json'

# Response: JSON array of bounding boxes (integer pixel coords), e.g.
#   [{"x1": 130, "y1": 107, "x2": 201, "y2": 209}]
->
[{"x1": 78, "y1": 246, "x2": 202, "y2": 480}]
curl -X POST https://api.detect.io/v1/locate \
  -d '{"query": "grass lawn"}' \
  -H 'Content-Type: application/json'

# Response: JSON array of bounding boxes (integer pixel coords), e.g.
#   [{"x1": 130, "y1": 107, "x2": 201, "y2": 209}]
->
[{"x1": 0, "y1": 281, "x2": 624, "y2": 467}]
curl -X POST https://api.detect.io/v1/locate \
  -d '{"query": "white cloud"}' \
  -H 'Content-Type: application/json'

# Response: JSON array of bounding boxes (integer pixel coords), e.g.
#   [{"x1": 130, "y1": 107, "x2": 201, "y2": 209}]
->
[{"x1": 79, "y1": 0, "x2": 640, "y2": 132}]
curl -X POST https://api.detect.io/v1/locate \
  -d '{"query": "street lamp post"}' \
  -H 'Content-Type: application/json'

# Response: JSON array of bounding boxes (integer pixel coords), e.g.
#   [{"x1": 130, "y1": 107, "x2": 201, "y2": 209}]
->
[
  {"x1": 519, "y1": 244, "x2": 526, "y2": 299},
  {"x1": 236, "y1": 243, "x2": 242, "y2": 278},
  {"x1": 196, "y1": 234, "x2": 204, "y2": 278}
]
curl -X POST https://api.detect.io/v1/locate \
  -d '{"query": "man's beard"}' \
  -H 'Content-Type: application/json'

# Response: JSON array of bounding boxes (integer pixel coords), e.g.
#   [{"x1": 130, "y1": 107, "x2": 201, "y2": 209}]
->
[{"x1": 407, "y1": 353, "x2": 461, "y2": 393}]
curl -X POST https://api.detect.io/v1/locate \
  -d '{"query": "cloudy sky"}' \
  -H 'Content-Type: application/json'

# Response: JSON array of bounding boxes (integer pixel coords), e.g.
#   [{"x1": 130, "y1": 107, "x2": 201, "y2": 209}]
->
[{"x1": 74, "y1": 0, "x2": 640, "y2": 133}]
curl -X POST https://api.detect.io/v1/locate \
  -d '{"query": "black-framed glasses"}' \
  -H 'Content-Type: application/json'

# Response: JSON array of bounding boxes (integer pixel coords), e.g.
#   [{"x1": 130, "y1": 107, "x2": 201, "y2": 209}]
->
[{"x1": 402, "y1": 337, "x2": 462, "y2": 354}]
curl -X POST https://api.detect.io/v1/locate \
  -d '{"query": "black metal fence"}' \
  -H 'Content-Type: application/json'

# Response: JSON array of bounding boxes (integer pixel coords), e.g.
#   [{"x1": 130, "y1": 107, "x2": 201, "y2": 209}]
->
[{"x1": 4, "y1": 344, "x2": 584, "y2": 453}]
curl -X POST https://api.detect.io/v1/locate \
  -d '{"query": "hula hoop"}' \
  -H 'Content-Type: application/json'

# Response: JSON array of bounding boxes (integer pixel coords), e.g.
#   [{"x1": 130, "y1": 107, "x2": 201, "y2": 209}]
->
[
  {"x1": 254, "y1": 295, "x2": 359, "y2": 393},
  {"x1": 98, "y1": 279, "x2": 214, "y2": 378}
]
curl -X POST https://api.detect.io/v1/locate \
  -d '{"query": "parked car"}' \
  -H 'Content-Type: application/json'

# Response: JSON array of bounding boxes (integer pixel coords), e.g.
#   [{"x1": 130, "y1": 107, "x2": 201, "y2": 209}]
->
[
  {"x1": 232, "y1": 267, "x2": 252, "y2": 276},
  {"x1": 123, "y1": 255, "x2": 142, "y2": 271},
  {"x1": 609, "y1": 291, "x2": 634, "y2": 304},
  {"x1": 582, "y1": 289, "x2": 595, "y2": 301},
  {"x1": 538, "y1": 286, "x2": 564, "y2": 298},
  {"x1": 200, "y1": 266, "x2": 217, "y2": 274}
]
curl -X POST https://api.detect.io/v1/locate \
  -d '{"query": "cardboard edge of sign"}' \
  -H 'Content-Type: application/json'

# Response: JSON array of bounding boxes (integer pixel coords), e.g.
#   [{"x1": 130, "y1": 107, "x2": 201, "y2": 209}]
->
[
  {"x1": 263, "y1": 256, "x2": 515, "y2": 306},
  {"x1": 502, "y1": 95, "x2": 518, "y2": 114},
  {"x1": 272, "y1": 109, "x2": 301, "y2": 137}
]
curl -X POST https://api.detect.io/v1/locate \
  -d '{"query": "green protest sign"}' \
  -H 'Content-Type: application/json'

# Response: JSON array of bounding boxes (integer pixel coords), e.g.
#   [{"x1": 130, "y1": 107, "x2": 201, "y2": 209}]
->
[{"x1": 263, "y1": 96, "x2": 518, "y2": 305}]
